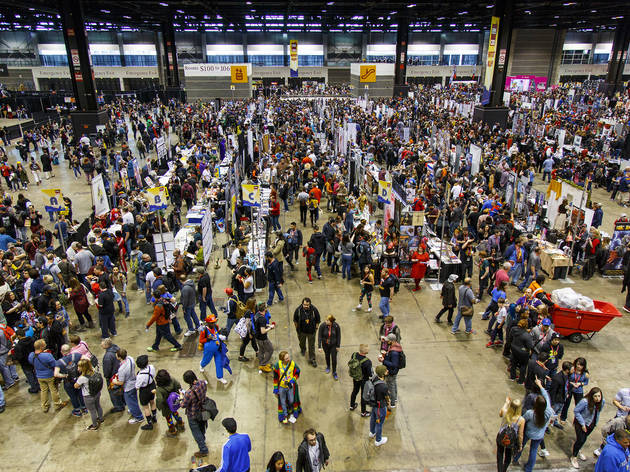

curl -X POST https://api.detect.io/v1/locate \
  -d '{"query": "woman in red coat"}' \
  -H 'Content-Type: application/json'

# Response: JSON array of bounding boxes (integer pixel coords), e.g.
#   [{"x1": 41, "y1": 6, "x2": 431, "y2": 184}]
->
[{"x1": 410, "y1": 245, "x2": 430, "y2": 291}]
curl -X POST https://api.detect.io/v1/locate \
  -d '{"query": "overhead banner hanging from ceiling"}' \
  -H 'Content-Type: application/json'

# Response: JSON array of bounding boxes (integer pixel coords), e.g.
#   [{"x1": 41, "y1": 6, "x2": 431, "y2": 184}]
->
[
  {"x1": 484, "y1": 16, "x2": 500, "y2": 89},
  {"x1": 289, "y1": 40, "x2": 298, "y2": 77}
]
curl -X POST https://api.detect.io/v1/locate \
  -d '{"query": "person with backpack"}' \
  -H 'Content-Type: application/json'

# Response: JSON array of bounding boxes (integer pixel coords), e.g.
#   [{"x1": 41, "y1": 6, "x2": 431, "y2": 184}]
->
[
  {"x1": 286, "y1": 222, "x2": 303, "y2": 269},
  {"x1": 367, "y1": 365, "x2": 390, "y2": 447},
  {"x1": 180, "y1": 276, "x2": 200, "y2": 337},
  {"x1": 135, "y1": 354, "x2": 158, "y2": 431},
  {"x1": 181, "y1": 370, "x2": 209, "y2": 459},
  {"x1": 349, "y1": 343, "x2": 372, "y2": 417},
  {"x1": 28, "y1": 339, "x2": 68, "y2": 413},
  {"x1": 54, "y1": 344, "x2": 87, "y2": 417},
  {"x1": 380, "y1": 333, "x2": 404, "y2": 409},
  {"x1": 112, "y1": 348, "x2": 145, "y2": 425},
  {"x1": 146, "y1": 291, "x2": 182, "y2": 352},
  {"x1": 496, "y1": 396, "x2": 525, "y2": 472},
  {"x1": 317, "y1": 314, "x2": 341, "y2": 380},
  {"x1": 100, "y1": 337, "x2": 125, "y2": 414},
  {"x1": 224, "y1": 287, "x2": 239, "y2": 339},
  {"x1": 293, "y1": 297, "x2": 320, "y2": 368},
  {"x1": 74, "y1": 358, "x2": 103, "y2": 430},
  {"x1": 0, "y1": 321, "x2": 17, "y2": 389},
  {"x1": 155, "y1": 369, "x2": 185, "y2": 438},
  {"x1": 255, "y1": 302, "x2": 276, "y2": 373},
  {"x1": 272, "y1": 350, "x2": 302, "y2": 424},
  {"x1": 199, "y1": 314, "x2": 228, "y2": 384}
]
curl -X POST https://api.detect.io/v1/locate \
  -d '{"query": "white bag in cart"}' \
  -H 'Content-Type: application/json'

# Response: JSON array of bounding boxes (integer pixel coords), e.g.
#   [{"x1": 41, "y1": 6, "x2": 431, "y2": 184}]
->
[{"x1": 551, "y1": 288, "x2": 594, "y2": 311}]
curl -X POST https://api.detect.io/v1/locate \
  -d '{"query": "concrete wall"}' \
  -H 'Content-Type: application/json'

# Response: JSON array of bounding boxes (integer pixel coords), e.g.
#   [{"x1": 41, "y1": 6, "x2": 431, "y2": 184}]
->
[
  {"x1": 184, "y1": 76, "x2": 250, "y2": 100},
  {"x1": 507, "y1": 29, "x2": 560, "y2": 77},
  {"x1": 350, "y1": 75, "x2": 393, "y2": 98}
]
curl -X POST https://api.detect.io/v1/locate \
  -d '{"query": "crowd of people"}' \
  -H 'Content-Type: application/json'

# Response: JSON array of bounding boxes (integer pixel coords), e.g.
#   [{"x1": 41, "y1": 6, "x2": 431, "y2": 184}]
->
[{"x1": 0, "y1": 79, "x2": 628, "y2": 471}]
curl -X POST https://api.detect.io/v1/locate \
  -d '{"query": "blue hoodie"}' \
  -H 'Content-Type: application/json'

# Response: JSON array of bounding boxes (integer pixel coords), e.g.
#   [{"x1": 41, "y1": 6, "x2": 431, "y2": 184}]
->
[{"x1": 595, "y1": 433, "x2": 630, "y2": 472}]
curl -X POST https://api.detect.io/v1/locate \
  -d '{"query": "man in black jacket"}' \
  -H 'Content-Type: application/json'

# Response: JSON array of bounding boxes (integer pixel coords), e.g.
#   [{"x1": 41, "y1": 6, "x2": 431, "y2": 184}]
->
[
  {"x1": 308, "y1": 225, "x2": 326, "y2": 279},
  {"x1": 525, "y1": 351, "x2": 549, "y2": 393},
  {"x1": 549, "y1": 360, "x2": 572, "y2": 429},
  {"x1": 265, "y1": 252, "x2": 284, "y2": 306},
  {"x1": 322, "y1": 218, "x2": 336, "y2": 266},
  {"x1": 349, "y1": 344, "x2": 372, "y2": 416},
  {"x1": 100, "y1": 338, "x2": 124, "y2": 413},
  {"x1": 293, "y1": 297, "x2": 320, "y2": 367},
  {"x1": 286, "y1": 222, "x2": 303, "y2": 268},
  {"x1": 296, "y1": 428, "x2": 330, "y2": 472},
  {"x1": 12, "y1": 328, "x2": 39, "y2": 393}
]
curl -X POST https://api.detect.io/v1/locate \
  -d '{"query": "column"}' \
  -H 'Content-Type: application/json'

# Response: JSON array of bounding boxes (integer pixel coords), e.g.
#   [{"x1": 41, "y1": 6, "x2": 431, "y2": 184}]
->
[
  {"x1": 393, "y1": 16, "x2": 409, "y2": 97},
  {"x1": 438, "y1": 34, "x2": 445, "y2": 65},
  {"x1": 117, "y1": 32, "x2": 126, "y2": 67},
  {"x1": 161, "y1": 21, "x2": 180, "y2": 88},
  {"x1": 60, "y1": 0, "x2": 107, "y2": 134},
  {"x1": 604, "y1": 20, "x2": 630, "y2": 96},
  {"x1": 242, "y1": 32, "x2": 248, "y2": 63},
  {"x1": 119, "y1": 77, "x2": 125, "y2": 91},
  {"x1": 31, "y1": 32, "x2": 42, "y2": 66},
  {"x1": 587, "y1": 32, "x2": 597, "y2": 64},
  {"x1": 322, "y1": 32, "x2": 329, "y2": 67},
  {"x1": 155, "y1": 31, "x2": 166, "y2": 88},
  {"x1": 547, "y1": 29, "x2": 566, "y2": 86},
  {"x1": 361, "y1": 32, "x2": 367, "y2": 61},
  {"x1": 200, "y1": 32, "x2": 207, "y2": 63}
]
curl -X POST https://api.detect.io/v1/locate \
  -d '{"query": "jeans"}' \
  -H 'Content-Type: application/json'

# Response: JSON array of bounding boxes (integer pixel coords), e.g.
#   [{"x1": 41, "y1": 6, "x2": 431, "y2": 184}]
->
[
  {"x1": 188, "y1": 417, "x2": 208, "y2": 454},
  {"x1": 518, "y1": 269, "x2": 536, "y2": 291},
  {"x1": 225, "y1": 317, "x2": 237, "y2": 338},
  {"x1": 0, "y1": 382, "x2": 4, "y2": 407},
  {"x1": 124, "y1": 388, "x2": 144, "y2": 420},
  {"x1": 171, "y1": 316, "x2": 182, "y2": 334},
  {"x1": 513, "y1": 436, "x2": 542, "y2": 472},
  {"x1": 496, "y1": 444, "x2": 513, "y2": 472},
  {"x1": 113, "y1": 291, "x2": 130, "y2": 314},
  {"x1": 386, "y1": 374, "x2": 398, "y2": 406},
  {"x1": 152, "y1": 323, "x2": 182, "y2": 350},
  {"x1": 341, "y1": 254, "x2": 353, "y2": 279},
  {"x1": 0, "y1": 353, "x2": 18, "y2": 387},
  {"x1": 542, "y1": 170, "x2": 551, "y2": 182},
  {"x1": 199, "y1": 295, "x2": 218, "y2": 318},
  {"x1": 508, "y1": 263, "x2": 523, "y2": 284},
  {"x1": 22, "y1": 364, "x2": 39, "y2": 392},
  {"x1": 322, "y1": 345, "x2": 338, "y2": 372},
  {"x1": 63, "y1": 381, "x2": 85, "y2": 412},
  {"x1": 267, "y1": 281, "x2": 284, "y2": 305},
  {"x1": 278, "y1": 385, "x2": 295, "y2": 420},
  {"x1": 379, "y1": 297, "x2": 390, "y2": 317},
  {"x1": 136, "y1": 273, "x2": 145, "y2": 291},
  {"x1": 297, "y1": 331, "x2": 316, "y2": 362},
  {"x1": 350, "y1": 379, "x2": 366, "y2": 413},
  {"x1": 370, "y1": 406, "x2": 387, "y2": 441},
  {"x1": 99, "y1": 313, "x2": 117, "y2": 338},
  {"x1": 108, "y1": 386, "x2": 125, "y2": 410},
  {"x1": 436, "y1": 306, "x2": 454, "y2": 323},
  {"x1": 451, "y1": 311, "x2": 473, "y2": 333},
  {"x1": 84, "y1": 392, "x2": 103, "y2": 426},
  {"x1": 183, "y1": 306, "x2": 200, "y2": 332},
  {"x1": 270, "y1": 215, "x2": 281, "y2": 231}
]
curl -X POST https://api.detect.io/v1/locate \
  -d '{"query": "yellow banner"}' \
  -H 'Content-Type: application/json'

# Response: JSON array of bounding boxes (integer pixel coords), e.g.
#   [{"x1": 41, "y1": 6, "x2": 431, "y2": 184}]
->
[
  {"x1": 231, "y1": 65, "x2": 248, "y2": 83},
  {"x1": 289, "y1": 40, "x2": 298, "y2": 76},
  {"x1": 484, "y1": 16, "x2": 500, "y2": 89},
  {"x1": 360, "y1": 65, "x2": 376, "y2": 83},
  {"x1": 377, "y1": 180, "x2": 392, "y2": 204},
  {"x1": 42, "y1": 189, "x2": 64, "y2": 212},
  {"x1": 147, "y1": 186, "x2": 169, "y2": 210},
  {"x1": 242, "y1": 183, "x2": 260, "y2": 207}
]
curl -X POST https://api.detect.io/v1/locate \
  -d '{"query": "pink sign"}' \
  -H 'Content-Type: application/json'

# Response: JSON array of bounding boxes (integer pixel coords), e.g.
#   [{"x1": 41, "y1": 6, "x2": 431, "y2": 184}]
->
[{"x1": 505, "y1": 75, "x2": 547, "y2": 91}]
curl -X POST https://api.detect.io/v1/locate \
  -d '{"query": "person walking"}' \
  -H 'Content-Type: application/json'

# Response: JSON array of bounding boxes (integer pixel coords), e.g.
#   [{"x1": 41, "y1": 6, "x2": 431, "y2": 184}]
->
[
  {"x1": 435, "y1": 274, "x2": 458, "y2": 324},
  {"x1": 28, "y1": 339, "x2": 68, "y2": 413},
  {"x1": 135, "y1": 355, "x2": 157, "y2": 431},
  {"x1": 75, "y1": 358, "x2": 103, "y2": 430},
  {"x1": 197, "y1": 268, "x2": 219, "y2": 319},
  {"x1": 377, "y1": 268, "x2": 396, "y2": 319},
  {"x1": 181, "y1": 370, "x2": 209, "y2": 459},
  {"x1": 368, "y1": 365, "x2": 390, "y2": 447},
  {"x1": 348, "y1": 344, "x2": 372, "y2": 417},
  {"x1": 254, "y1": 302, "x2": 275, "y2": 373},
  {"x1": 380, "y1": 333, "x2": 403, "y2": 408},
  {"x1": 318, "y1": 314, "x2": 341, "y2": 379},
  {"x1": 217, "y1": 417, "x2": 252, "y2": 472},
  {"x1": 265, "y1": 251, "x2": 285, "y2": 306},
  {"x1": 293, "y1": 297, "x2": 320, "y2": 367},
  {"x1": 180, "y1": 276, "x2": 200, "y2": 337},
  {"x1": 496, "y1": 396, "x2": 525, "y2": 472},
  {"x1": 296, "y1": 428, "x2": 330, "y2": 472},
  {"x1": 199, "y1": 315, "x2": 228, "y2": 384},
  {"x1": 570, "y1": 387, "x2": 605, "y2": 469},
  {"x1": 355, "y1": 265, "x2": 374, "y2": 312},
  {"x1": 509, "y1": 319, "x2": 534, "y2": 384},
  {"x1": 145, "y1": 291, "x2": 182, "y2": 352},
  {"x1": 451, "y1": 277, "x2": 478, "y2": 335},
  {"x1": 272, "y1": 351, "x2": 302, "y2": 424}
]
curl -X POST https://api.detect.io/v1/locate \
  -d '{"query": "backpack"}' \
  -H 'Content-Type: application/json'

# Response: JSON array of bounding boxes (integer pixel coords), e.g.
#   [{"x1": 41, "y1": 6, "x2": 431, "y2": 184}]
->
[
  {"x1": 362, "y1": 377, "x2": 385, "y2": 407},
  {"x1": 347, "y1": 353, "x2": 368, "y2": 381},
  {"x1": 88, "y1": 369, "x2": 104, "y2": 396},
  {"x1": 496, "y1": 423, "x2": 519, "y2": 449},
  {"x1": 391, "y1": 274, "x2": 400, "y2": 294},
  {"x1": 60, "y1": 356, "x2": 80, "y2": 383},
  {"x1": 235, "y1": 299, "x2": 247, "y2": 319},
  {"x1": 398, "y1": 351, "x2": 406, "y2": 369}
]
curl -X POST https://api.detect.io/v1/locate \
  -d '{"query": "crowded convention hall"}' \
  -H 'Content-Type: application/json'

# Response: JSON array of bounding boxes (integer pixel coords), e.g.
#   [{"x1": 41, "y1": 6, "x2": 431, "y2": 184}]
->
[{"x1": 0, "y1": 0, "x2": 630, "y2": 471}]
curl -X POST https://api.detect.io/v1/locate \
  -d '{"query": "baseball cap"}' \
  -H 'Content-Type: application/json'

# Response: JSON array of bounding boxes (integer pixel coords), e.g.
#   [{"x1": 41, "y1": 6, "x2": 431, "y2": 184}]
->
[{"x1": 542, "y1": 318, "x2": 551, "y2": 326}]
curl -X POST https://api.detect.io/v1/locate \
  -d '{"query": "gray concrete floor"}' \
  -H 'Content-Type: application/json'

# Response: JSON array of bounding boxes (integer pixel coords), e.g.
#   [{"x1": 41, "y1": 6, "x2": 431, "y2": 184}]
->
[{"x1": 1, "y1": 138, "x2": 626, "y2": 472}]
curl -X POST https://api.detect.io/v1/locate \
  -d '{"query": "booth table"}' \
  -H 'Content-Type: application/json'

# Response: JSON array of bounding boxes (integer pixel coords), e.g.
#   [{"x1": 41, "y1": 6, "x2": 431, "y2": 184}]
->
[
  {"x1": 539, "y1": 242, "x2": 571, "y2": 280},
  {"x1": 426, "y1": 237, "x2": 462, "y2": 283}
]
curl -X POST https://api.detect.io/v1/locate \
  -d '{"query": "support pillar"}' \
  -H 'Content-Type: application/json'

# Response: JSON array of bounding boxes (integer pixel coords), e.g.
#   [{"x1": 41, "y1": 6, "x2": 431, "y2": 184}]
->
[
  {"x1": 603, "y1": 20, "x2": 630, "y2": 97},
  {"x1": 360, "y1": 32, "x2": 367, "y2": 61},
  {"x1": 242, "y1": 33, "x2": 248, "y2": 63},
  {"x1": 161, "y1": 21, "x2": 180, "y2": 88},
  {"x1": 60, "y1": 0, "x2": 107, "y2": 135},
  {"x1": 322, "y1": 32, "x2": 328, "y2": 67},
  {"x1": 473, "y1": 0, "x2": 513, "y2": 128},
  {"x1": 393, "y1": 16, "x2": 409, "y2": 98},
  {"x1": 117, "y1": 32, "x2": 126, "y2": 67}
]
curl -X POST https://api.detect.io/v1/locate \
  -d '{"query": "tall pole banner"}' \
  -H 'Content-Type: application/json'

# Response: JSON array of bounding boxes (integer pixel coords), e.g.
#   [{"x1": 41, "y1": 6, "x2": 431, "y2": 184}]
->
[
  {"x1": 484, "y1": 16, "x2": 500, "y2": 89},
  {"x1": 91, "y1": 175, "x2": 110, "y2": 217},
  {"x1": 289, "y1": 40, "x2": 298, "y2": 78}
]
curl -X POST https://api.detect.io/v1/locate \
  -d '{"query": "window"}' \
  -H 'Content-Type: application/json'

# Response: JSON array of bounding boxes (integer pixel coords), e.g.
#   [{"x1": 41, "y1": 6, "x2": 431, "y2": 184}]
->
[
  {"x1": 366, "y1": 55, "x2": 394, "y2": 63},
  {"x1": 461, "y1": 54, "x2": 478, "y2": 65},
  {"x1": 442, "y1": 54, "x2": 460, "y2": 66},
  {"x1": 124, "y1": 55, "x2": 157, "y2": 66},
  {"x1": 561, "y1": 50, "x2": 589, "y2": 64},
  {"x1": 408, "y1": 55, "x2": 439, "y2": 65},
  {"x1": 298, "y1": 55, "x2": 323, "y2": 66},
  {"x1": 91, "y1": 55, "x2": 122, "y2": 66},
  {"x1": 206, "y1": 55, "x2": 244, "y2": 63},
  {"x1": 41, "y1": 55, "x2": 68, "y2": 66},
  {"x1": 593, "y1": 53, "x2": 609, "y2": 64},
  {"x1": 249, "y1": 55, "x2": 283, "y2": 66}
]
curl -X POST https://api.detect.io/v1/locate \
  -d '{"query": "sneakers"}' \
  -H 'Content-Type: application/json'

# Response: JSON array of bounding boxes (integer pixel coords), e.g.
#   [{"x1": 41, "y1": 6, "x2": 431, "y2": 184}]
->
[
  {"x1": 128, "y1": 417, "x2": 143, "y2": 424},
  {"x1": 288, "y1": 415, "x2": 297, "y2": 424},
  {"x1": 361, "y1": 412, "x2": 370, "y2": 417},
  {"x1": 218, "y1": 378, "x2": 228, "y2": 384},
  {"x1": 356, "y1": 304, "x2": 362, "y2": 310},
  {"x1": 146, "y1": 347, "x2": 157, "y2": 352},
  {"x1": 54, "y1": 401, "x2": 69, "y2": 411},
  {"x1": 593, "y1": 448, "x2": 601, "y2": 457},
  {"x1": 184, "y1": 330, "x2": 195, "y2": 337},
  {"x1": 538, "y1": 448, "x2": 550, "y2": 457},
  {"x1": 486, "y1": 341, "x2": 494, "y2": 348},
  {"x1": 368, "y1": 432, "x2": 375, "y2": 438},
  {"x1": 282, "y1": 418, "x2": 289, "y2": 424},
  {"x1": 367, "y1": 307, "x2": 372, "y2": 312},
  {"x1": 169, "y1": 347, "x2": 182, "y2": 352},
  {"x1": 238, "y1": 356, "x2": 249, "y2": 362},
  {"x1": 349, "y1": 403, "x2": 357, "y2": 411},
  {"x1": 86, "y1": 424, "x2": 99, "y2": 431},
  {"x1": 333, "y1": 372, "x2": 338, "y2": 380},
  {"x1": 623, "y1": 306, "x2": 630, "y2": 313},
  {"x1": 199, "y1": 364, "x2": 205, "y2": 372},
  {"x1": 141, "y1": 423, "x2": 154, "y2": 430},
  {"x1": 578, "y1": 452, "x2": 586, "y2": 461},
  {"x1": 375, "y1": 437, "x2": 388, "y2": 446},
  {"x1": 434, "y1": 317, "x2": 442, "y2": 323},
  {"x1": 570, "y1": 456, "x2": 579, "y2": 468},
  {"x1": 324, "y1": 368, "x2": 330, "y2": 374},
  {"x1": 494, "y1": 340, "x2": 503, "y2": 346}
]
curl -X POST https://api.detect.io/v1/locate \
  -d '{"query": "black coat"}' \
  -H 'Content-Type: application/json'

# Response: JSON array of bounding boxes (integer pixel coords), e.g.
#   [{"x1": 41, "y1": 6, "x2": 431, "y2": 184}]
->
[
  {"x1": 440, "y1": 281, "x2": 457, "y2": 307},
  {"x1": 296, "y1": 433, "x2": 330, "y2": 472}
]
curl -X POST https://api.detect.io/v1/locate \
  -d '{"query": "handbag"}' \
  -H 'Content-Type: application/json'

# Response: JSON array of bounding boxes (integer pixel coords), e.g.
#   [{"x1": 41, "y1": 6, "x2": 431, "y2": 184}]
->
[
  {"x1": 193, "y1": 388, "x2": 218, "y2": 422},
  {"x1": 82, "y1": 284, "x2": 96, "y2": 306},
  {"x1": 461, "y1": 306, "x2": 473, "y2": 317},
  {"x1": 234, "y1": 317, "x2": 249, "y2": 339}
]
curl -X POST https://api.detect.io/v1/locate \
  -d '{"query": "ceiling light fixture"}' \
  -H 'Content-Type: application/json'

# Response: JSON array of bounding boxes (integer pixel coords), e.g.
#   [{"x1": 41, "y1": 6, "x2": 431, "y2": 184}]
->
[
  {"x1": 327, "y1": 1, "x2": 334, "y2": 4},
  {"x1": 458, "y1": 11, "x2": 468, "y2": 15},
  {"x1": 562, "y1": 2, "x2": 576, "y2": 5},
  {"x1": 101, "y1": 9, "x2": 110, "y2": 13},
  {"x1": 407, "y1": 4, "x2": 416, "y2": 7},
  {"x1": 176, "y1": 9, "x2": 184, "y2": 13},
  {"x1": 612, "y1": 15, "x2": 624, "y2": 19},
  {"x1": 486, "y1": 4, "x2": 494, "y2": 8}
]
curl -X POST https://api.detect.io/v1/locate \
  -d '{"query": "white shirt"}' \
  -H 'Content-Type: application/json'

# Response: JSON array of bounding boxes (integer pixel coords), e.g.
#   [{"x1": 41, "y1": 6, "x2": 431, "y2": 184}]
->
[
  {"x1": 145, "y1": 271, "x2": 156, "y2": 289},
  {"x1": 451, "y1": 184, "x2": 462, "y2": 200},
  {"x1": 496, "y1": 306, "x2": 507, "y2": 325},
  {"x1": 122, "y1": 212, "x2": 134, "y2": 226},
  {"x1": 243, "y1": 275, "x2": 254, "y2": 294},
  {"x1": 308, "y1": 443, "x2": 321, "y2": 472},
  {"x1": 230, "y1": 248, "x2": 240, "y2": 266}
]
